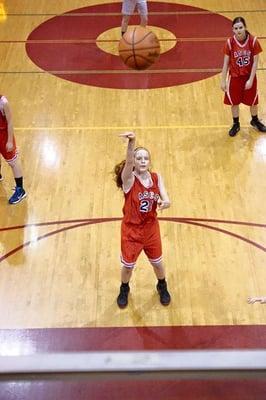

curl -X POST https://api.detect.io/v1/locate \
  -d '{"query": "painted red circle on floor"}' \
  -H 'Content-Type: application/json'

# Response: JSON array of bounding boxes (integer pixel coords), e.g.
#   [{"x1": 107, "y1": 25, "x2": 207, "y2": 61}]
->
[{"x1": 25, "y1": 2, "x2": 231, "y2": 89}]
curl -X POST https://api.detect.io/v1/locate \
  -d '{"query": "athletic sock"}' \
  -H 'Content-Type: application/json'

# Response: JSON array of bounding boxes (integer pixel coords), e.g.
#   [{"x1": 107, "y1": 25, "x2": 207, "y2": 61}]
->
[{"x1": 15, "y1": 177, "x2": 23, "y2": 188}]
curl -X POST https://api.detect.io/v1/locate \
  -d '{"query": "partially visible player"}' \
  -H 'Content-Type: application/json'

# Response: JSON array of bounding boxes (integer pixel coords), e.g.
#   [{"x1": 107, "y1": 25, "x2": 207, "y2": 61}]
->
[
  {"x1": 221, "y1": 16, "x2": 266, "y2": 137},
  {"x1": 247, "y1": 296, "x2": 266, "y2": 304},
  {"x1": 0, "y1": 156, "x2": 2, "y2": 181},
  {"x1": 121, "y1": 0, "x2": 148, "y2": 36},
  {"x1": 113, "y1": 131, "x2": 171, "y2": 308},
  {"x1": 0, "y1": 95, "x2": 27, "y2": 204}
]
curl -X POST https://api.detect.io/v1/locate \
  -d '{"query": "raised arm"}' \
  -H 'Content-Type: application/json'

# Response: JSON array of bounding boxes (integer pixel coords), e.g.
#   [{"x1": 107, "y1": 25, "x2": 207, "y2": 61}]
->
[
  {"x1": 119, "y1": 131, "x2": 136, "y2": 191},
  {"x1": 157, "y1": 173, "x2": 170, "y2": 210}
]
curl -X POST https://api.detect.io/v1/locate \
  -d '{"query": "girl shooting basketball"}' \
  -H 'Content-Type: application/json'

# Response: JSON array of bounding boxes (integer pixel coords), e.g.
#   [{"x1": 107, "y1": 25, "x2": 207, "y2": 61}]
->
[
  {"x1": 114, "y1": 131, "x2": 171, "y2": 308},
  {"x1": 221, "y1": 17, "x2": 266, "y2": 137}
]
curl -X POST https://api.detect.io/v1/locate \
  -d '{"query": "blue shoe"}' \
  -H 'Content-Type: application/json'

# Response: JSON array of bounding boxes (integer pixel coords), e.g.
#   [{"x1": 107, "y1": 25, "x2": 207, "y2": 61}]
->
[{"x1": 8, "y1": 187, "x2": 27, "y2": 204}]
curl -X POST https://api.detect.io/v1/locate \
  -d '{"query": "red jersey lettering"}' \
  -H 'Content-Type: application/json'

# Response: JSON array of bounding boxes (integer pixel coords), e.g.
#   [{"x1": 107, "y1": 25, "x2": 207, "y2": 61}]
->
[
  {"x1": 224, "y1": 34, "x2": 262, "y2": 77},
  {"x1": 123, "y1": 172, "x2": 160, "y2": 224}
]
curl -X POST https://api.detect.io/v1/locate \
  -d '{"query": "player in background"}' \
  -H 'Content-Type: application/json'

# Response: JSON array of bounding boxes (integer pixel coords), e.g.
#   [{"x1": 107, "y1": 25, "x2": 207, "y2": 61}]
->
[
  {"x1": 113, "y1": 131, "x2": 171, "y2": 308},
  {"x1": 121, "y1": 0, "x2": 148, "y2": 36},
  {"x1": 0, "y1": 157, "x2": 2, "y2": 181},
  {"x1": 0, "y1": 95, "x2": 27, "y2": 204},
  {"x1": 248, "y1": 296, "x2": 266, "y2": 304},
  {"x1": 221, "y1": 16, "x2": 266, "y2": 137}
]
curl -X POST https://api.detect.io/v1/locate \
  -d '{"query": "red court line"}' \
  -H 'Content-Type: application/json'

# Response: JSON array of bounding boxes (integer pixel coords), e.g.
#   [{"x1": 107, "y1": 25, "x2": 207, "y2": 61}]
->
[
  {"x1": 0, "y1": 218, "x2": 121, "y2": 263},
  {"x1": 172, "y1": 217, "x2": 266, "y2": 227},
  {"x1": 161, "y1": 218, "x2": 266, "y2": 252},
  {"x1": 1, "y1": 379, "x2": 266, "y2": 400},
  {"x1": 0, "y1": 217, "x2": 120, "y2": 231},
  {"x1": 1, "y1": 216, "x2": 266, "y2": 231},
  {"x1": 0, "y1": 217, "x2": 265, "y2": 264},
  {"x1": 0, "y1": 325, "x2": 266, "y2": 352}
]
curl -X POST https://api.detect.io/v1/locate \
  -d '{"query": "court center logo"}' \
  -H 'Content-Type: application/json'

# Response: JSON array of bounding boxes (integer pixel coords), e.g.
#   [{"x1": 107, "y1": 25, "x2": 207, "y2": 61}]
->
[{"x1": 25, "y1": 2, "x2": 231, "y2": 89}]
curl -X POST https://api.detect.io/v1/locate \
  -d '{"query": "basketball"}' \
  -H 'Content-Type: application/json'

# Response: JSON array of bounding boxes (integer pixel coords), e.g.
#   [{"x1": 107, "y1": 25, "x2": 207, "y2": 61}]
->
[{"x1": 119, "y1": 27, "x2": 160, "y2": 70}]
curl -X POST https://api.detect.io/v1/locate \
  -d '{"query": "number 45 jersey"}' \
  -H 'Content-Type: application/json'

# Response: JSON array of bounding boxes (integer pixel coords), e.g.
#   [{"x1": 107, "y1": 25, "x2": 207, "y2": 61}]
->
[
  {"x1": 122, "y1": 172, "x2": 160, "y2": 225},
  {"x1": 224, "y1": 34, "x2": 262, "y2": 77}
]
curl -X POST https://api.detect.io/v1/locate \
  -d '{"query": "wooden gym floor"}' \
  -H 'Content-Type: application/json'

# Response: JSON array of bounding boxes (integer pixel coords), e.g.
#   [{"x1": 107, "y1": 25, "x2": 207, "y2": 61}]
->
[{"x1": 0, "y1": 0, "x2": 266, "y2": 398}]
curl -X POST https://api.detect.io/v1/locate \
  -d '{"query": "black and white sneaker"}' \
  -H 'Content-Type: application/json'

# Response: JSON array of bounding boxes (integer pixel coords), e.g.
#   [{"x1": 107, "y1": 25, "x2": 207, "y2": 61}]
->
[
  {"x1": 117, "y1": 284, "x2": 130, "y2": 308},
  {"x1": 228, "y1": 123, "x2": 240, "y2": 137},
  {"x1": 157, "y1": 281, "x2": 171, "y2": 306},
  {"x1": 250, "y1": 119, "x2": 266, "y2": 132}
]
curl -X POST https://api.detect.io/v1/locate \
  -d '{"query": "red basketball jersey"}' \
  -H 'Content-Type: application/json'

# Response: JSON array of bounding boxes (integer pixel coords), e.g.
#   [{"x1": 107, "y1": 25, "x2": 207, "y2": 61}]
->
[
  {"x1": 0, "y1": 95, "x2": 8, "y2": 131},
  {"x1": 224, "y1": 34, "x2": 262, "y2": 77},
  {"x1": 122, "y1": 172, "x2": 160, "y2": 225}
]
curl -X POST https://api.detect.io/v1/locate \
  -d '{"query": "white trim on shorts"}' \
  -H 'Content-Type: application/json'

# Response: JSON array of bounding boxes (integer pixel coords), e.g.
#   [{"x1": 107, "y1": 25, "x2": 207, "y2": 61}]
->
[
  {"x1": 120, "y1": 255, "x2": 135, "y2": 269},
  {"x1": 148, "y1": 255, "x2": 162, "y2": 265},
  {"x1": 6, "y1": 151, "x2": 18, "y2": 164}
]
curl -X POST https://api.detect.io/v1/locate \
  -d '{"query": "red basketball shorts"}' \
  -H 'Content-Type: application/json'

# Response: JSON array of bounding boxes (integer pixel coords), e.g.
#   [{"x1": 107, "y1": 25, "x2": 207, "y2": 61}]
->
[
  {"x1": 224, "y1": 75, "x2": 258, "y2": 106},
  {"x1": 0, "y1": 131, "x2": 17, "y2": 162},
  {"x1": 121, "y1": 219, "x2": 162, "y2": 268}
]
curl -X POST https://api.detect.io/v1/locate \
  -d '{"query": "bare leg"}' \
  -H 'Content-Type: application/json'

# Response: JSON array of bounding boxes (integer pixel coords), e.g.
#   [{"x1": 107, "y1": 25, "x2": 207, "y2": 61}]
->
[
  {"x1": 151, "y1": 260, "x2": 166, "y2": 279},
  {"x1": 121, "y1": 265, "x2": 133, "y2": 283},
  {"x1": 121, "y1": 15, "x2": 130, "y2": 35},
  {"x1": 140, "y1": 14, "x2": 148, "y2": 27},
  {"x1": 250, "y1": 104, "x2": 258, "y2": 117},
  {"x1": 9, "y1": 158, "x2": 23, "y2": 178},
  {"x1": 231, "y1": 105, "x2": 239, "y2": 118}
]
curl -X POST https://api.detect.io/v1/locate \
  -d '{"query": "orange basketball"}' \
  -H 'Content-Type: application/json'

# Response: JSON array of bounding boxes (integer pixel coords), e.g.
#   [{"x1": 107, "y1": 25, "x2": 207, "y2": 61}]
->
[{"x1": 119, "y1": 27, "x2": 160, "y2": 70}]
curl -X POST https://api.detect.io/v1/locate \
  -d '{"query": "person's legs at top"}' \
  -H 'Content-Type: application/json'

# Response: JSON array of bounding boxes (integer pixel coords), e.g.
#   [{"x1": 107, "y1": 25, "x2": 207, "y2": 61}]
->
[
  {"x1": 137, "y1": 0, "x2": 148, "y2": 27},
  {"x1": 121, "y1": 0, "x2": 136, "y2": 35}
]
